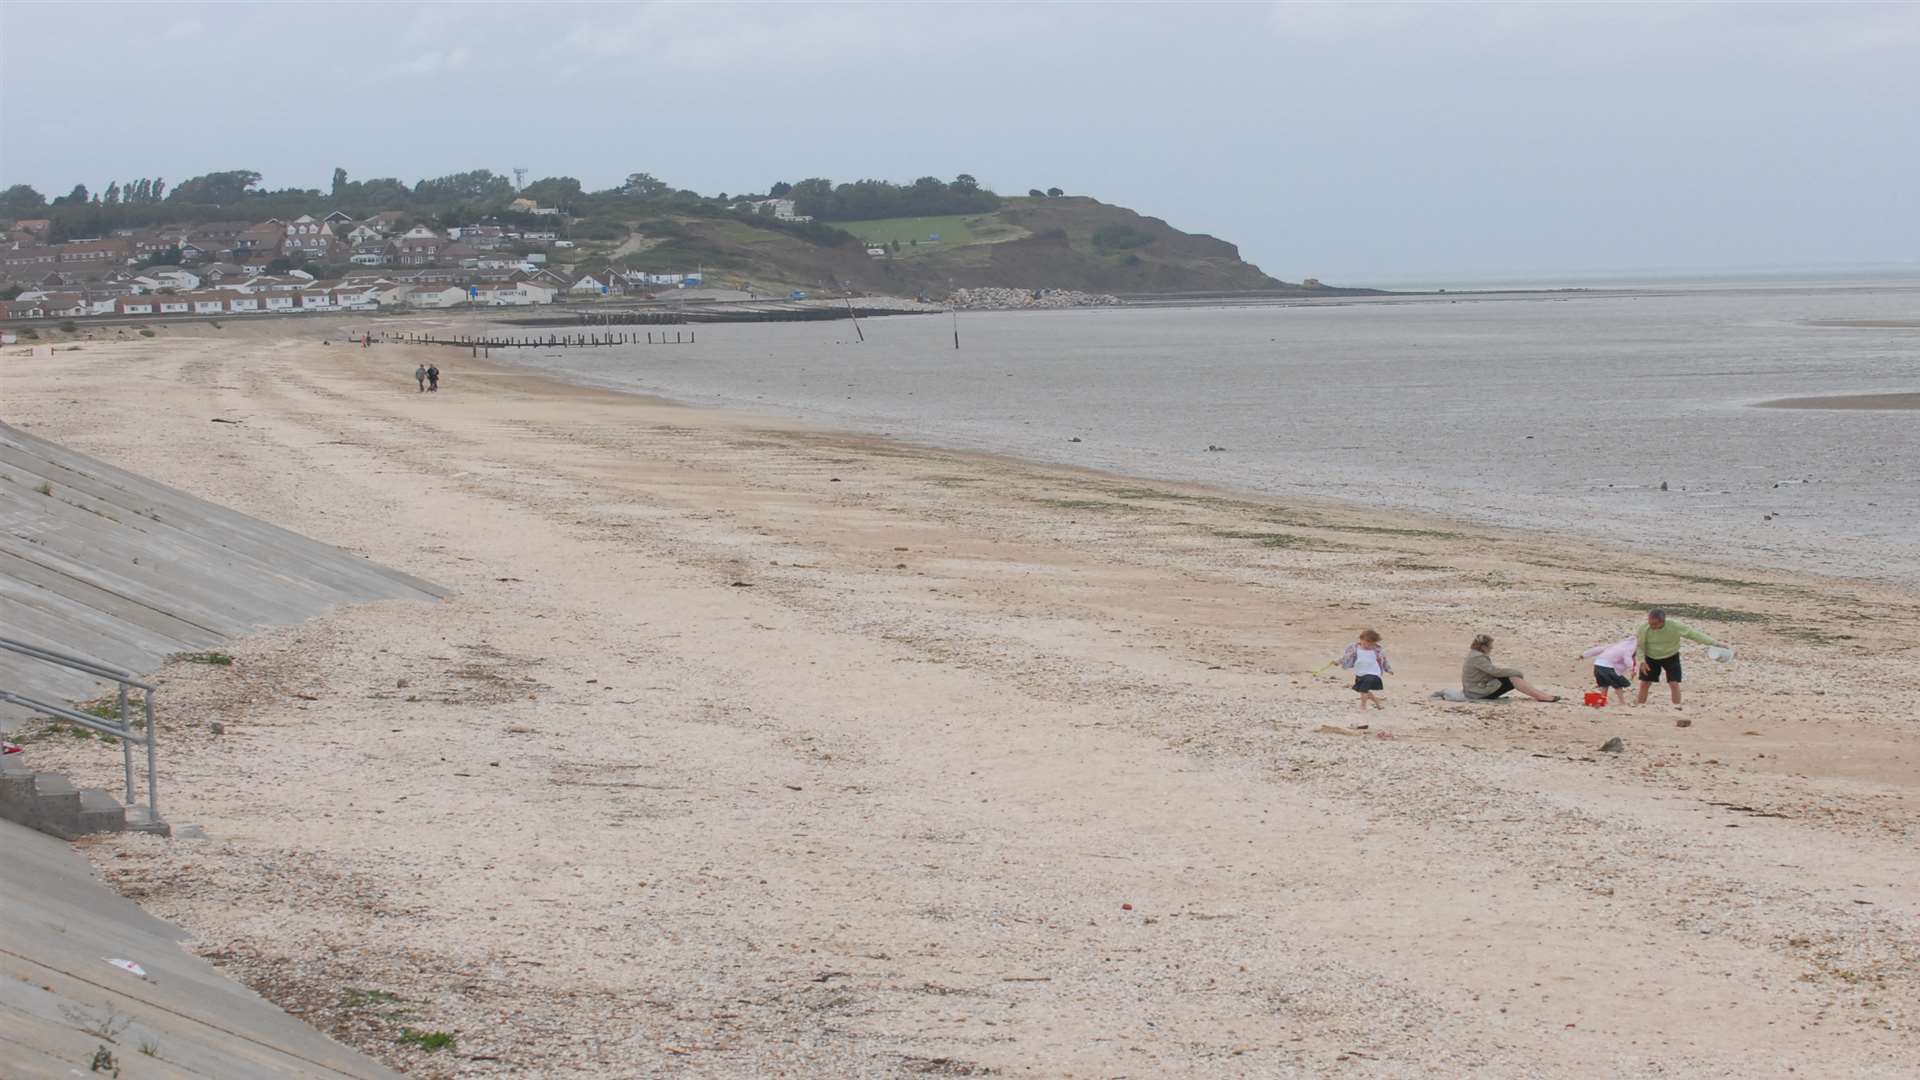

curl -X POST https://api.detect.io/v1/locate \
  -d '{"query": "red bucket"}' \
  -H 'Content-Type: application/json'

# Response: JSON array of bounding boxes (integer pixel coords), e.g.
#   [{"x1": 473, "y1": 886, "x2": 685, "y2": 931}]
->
[{"x1": 1583, "y1": 691, "x2": 1608, "y2": 708}]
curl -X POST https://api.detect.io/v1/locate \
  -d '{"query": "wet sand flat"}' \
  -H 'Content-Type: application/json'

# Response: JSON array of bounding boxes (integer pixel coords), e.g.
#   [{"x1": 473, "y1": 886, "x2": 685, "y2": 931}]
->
[
  {"x1": 7, "y1": 320, "x2": 1919, "y2": 1078},
  {"x1": 1755, "y1": 391, "x2": 1920, "y2": 410},
  {"x1": 1804, "y1": 319, "x2": 1920, "y2": 328}
]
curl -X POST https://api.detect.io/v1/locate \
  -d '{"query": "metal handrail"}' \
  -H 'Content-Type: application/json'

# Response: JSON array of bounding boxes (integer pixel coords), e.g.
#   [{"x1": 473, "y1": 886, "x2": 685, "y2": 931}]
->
[{"x1": 0, "y1": 636, "x2": 159, "y2": 822}]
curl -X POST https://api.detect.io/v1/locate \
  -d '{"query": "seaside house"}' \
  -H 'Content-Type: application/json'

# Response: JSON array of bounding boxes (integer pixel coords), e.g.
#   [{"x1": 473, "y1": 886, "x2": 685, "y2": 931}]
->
[
  {"x1": 132, "y1": 268, "x2": 202, "y2": 292},
  {"x1": 233, "y1": 223, "x2": 284, "y2": 257},
  {"x1": 38, "y1": 293, "x2": 91, "y2": 317},
  {"x1": 404, "y1": 284, "x2": 471, "y2": 309},
  {"x1": 390, "y1": 226, "x2": 446, "y2": 267},
  {"x1": 281, "y1": 215, "x2": 339, "y2": 259},
  {"x1": 345, "y1": 222, "x2": 387, "y2": 245}
]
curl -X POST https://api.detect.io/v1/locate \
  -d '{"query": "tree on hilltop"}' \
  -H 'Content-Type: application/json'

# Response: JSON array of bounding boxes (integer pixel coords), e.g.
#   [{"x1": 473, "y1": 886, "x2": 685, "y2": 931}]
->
[
  {"x1": 522, "y1": 176, "x2": 584, "y2": 204},
  {"x1": 621, "y1": 172, "x2": 670, "y2": 198},
  {"x1": 768, "y1": 181, "x2": 792, "y2": 197},
  {"x1": 0, "y1": 184, "x2": 46, "y2": 214},
  {"x1": 1047, "y1": 187, "x2": 1064, "y2": 197},
  {"x1": 168, "y1": 170, "x2": 262, "y2": 204}
]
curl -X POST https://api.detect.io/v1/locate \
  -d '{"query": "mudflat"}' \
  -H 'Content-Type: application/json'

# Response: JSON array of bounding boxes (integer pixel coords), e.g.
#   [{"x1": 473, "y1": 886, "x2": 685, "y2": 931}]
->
[
  {"x1": 1755, "y1": 391, "x2": 1920, "y2": 410},
  {"x1": 8, "y1": 322, "x2": 1918, "y2": 1078}
]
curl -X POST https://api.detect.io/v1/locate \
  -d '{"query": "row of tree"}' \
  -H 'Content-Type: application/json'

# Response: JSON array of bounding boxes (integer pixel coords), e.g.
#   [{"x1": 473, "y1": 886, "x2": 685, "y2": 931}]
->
[
  {"x1": 767, "y1": 175, "x2": 1002, "y2": 221},
  {"x1": 3, "y1": 166, "x2": 1017, "y2": 250}
]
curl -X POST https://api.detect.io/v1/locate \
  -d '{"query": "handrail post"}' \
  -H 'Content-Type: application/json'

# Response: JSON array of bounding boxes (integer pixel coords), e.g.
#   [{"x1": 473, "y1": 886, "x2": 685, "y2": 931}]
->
[
  {"x1": 118, "y1": 683, "x2": 135, "y2": 806},
  {"x1": 145, "y1": 692, "x2": 158, "y2": 821}
]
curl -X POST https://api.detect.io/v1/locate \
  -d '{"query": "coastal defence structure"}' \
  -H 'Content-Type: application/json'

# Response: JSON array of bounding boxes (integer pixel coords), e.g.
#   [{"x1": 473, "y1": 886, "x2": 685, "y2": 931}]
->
[
  {"x1": 1, "y1": 818, "x2": 403, "y2": 1078},
  {"x1": 1, "y1": 421, "x2": 438, "y2": 1074},
  {"x1": 0, "y1": 421, "x2": 445, "y2": 837}
]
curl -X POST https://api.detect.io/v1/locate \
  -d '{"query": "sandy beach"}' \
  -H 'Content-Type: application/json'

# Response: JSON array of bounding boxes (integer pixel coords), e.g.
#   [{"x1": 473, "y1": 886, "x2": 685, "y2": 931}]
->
[{"x1": 6, "y1": 321, "x2": 1918, "y2": 1077}]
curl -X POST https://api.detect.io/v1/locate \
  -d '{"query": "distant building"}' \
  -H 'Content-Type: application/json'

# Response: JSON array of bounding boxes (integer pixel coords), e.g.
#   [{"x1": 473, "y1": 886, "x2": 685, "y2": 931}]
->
[
  {"x1": 281, "y1": 215, "x2": 339, "y2": 259},
  {"x1": 745, "y1": 198, "x2": 811, "y2": 222},
  {"x1": 389, "y1": 226, "x2": 445, "y2": 267}
]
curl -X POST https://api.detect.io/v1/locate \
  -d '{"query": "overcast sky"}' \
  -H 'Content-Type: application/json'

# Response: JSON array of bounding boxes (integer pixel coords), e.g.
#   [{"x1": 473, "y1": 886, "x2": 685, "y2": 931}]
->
[{"x1": 2, "y1": 2, "x2": 1916, "y2": 283}]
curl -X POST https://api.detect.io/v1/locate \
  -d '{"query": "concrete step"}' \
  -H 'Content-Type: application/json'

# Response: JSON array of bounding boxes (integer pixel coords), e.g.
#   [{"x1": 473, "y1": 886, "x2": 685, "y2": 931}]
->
[
  {"x1": 0, "y1": 762, "x2": 144, "y2": 839},
  {"x1": 76, "y1": 787, "x2": 127, "y2": 835},
  {"x1": 22, "y1": 771, "x2": 81, "y2": 837},
  {"x1": 0, "y1": 753, "x2": 33, "y2": 806}
]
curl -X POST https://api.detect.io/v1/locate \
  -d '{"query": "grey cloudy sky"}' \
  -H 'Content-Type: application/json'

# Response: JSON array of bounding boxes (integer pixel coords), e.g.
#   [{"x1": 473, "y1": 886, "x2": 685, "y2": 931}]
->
[{"x1": 2, "y1": 1, "x2": 1916, "y2": 283}]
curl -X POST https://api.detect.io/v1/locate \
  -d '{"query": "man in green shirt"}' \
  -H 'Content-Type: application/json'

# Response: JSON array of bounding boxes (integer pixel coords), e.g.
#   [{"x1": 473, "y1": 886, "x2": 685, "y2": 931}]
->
[{"x1": 1634, "y1": 608, "x2": 1721, "y2": 707}]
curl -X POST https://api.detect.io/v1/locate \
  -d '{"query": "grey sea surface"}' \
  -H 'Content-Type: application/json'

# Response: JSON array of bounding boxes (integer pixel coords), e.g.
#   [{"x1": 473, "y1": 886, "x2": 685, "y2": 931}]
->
[{"x1": 498, "y1": 284, "x2": 1920, "y2": 586}]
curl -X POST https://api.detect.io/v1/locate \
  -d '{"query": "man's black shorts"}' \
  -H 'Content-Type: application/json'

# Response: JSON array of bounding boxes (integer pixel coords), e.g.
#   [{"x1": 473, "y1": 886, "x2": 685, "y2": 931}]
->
[
  {"x1": 1639, "y1": 654, "x2": 1683, "y2": 683},
  {"x1": 1594, "y1": 665, "x2": 1632, "y2": 690}
]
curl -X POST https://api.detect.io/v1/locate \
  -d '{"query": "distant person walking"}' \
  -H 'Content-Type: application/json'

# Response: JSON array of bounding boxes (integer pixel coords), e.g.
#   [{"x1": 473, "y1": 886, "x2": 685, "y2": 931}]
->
[
  {"x1": 1633, "y1": 608, "x2": 1722, "y2": 708},
  {"x1": 1462, "y1": 634, "x2": 1561, "y2": 702},
  {"x1": 1580, "y1": 635, "x2": 1637, "y2": 706},
  {"x1": 427, "y1": 364, "x2": 440, "y2": 392},
  {"x1": 415, "y1": 363, "x2": 427, "y2": 393},
  {"x1": 1334, "y1": 628, "x2": 1391, "y2": 712}
]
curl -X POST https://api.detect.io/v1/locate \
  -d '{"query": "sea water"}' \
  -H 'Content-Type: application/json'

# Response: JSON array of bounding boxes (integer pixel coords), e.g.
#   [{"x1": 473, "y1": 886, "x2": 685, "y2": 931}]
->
[{"x1": 505, "y1": 282, "x2": 1920, "y2": 585}]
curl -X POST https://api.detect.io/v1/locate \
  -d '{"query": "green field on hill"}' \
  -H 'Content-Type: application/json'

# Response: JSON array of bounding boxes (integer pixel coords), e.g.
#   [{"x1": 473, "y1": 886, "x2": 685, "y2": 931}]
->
[{"x1": 834, "y1": 213, "x2": 1026, "y2": 251}]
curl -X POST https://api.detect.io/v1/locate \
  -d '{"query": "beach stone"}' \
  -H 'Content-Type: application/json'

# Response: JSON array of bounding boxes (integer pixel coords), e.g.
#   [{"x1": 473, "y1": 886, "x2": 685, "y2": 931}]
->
[{"x1": 1600, "y1": 737, "x2": 1625, "y2": 753}]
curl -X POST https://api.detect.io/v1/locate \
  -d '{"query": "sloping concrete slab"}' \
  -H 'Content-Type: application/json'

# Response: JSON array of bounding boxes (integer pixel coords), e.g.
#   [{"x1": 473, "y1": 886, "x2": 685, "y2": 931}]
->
[
  {"x1": 0, "y1": 422, "x2": 444, "y2": 725},
  {"x1": 0, "y1": 819, "x2": 402, "y2": 1078}
]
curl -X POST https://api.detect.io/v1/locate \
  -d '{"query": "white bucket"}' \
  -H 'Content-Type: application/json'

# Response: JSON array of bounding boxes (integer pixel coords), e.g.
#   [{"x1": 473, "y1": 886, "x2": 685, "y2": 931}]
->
[{"x1": 1707, "y1": 645, "x2": 1735, "y2": 662}]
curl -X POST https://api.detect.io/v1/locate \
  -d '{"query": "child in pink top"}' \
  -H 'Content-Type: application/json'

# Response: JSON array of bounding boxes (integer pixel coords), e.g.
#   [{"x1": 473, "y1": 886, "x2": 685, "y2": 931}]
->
[{"x1": 1580, "y1": 637, "x2": 1636, "y2": 705}]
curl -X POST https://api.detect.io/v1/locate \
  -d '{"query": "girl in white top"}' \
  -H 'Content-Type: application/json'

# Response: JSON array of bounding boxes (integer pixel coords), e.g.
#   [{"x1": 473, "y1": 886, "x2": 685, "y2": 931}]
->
[{"x1": 1335, "y1": 629, "x2": 1392, "y2": 711}]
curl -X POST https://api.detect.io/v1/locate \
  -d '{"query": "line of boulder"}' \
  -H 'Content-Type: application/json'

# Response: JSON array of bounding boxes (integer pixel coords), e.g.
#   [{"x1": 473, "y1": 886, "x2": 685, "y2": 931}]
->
[{"x1": 948, "y1": 287, "x2": 1122, "y2": 311}]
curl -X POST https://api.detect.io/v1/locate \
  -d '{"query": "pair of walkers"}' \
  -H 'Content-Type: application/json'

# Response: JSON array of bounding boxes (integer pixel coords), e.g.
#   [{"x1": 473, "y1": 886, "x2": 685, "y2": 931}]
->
[
  {"x1": 414, "y1": 363, "x2": 441, "y2": 393},
  {"x1": 1333, "y1": 608, "x2": 1724, "y2": 710}
]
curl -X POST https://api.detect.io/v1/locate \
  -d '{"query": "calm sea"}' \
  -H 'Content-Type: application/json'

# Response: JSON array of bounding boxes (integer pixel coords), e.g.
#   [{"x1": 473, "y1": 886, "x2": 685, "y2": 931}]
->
[{"x1": 500, "y1": 283, "x2": 1920, "y2": 585}]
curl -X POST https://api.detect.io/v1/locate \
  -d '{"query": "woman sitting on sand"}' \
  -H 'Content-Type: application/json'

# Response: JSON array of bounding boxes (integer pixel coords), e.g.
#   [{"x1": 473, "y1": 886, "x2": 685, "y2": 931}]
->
[{"x1": 1462, "y1": 634, "x2": 1560, "y2": 702}]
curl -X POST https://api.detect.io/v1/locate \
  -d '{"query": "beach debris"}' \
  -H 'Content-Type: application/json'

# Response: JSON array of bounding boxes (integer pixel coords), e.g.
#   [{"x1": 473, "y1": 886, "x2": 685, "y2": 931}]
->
[
  {"x1": 1206, "y1": 444, "x2": 1226, "y2": 452},
  {"x1": 1675, "y1": 717, "x2": 1693, "y2": 728},
  {"x1": 1068, "y1": 436, "x2": 1082, "y2": 443},
  {"x1": 208, "y1": 722, "x2": 224, "y2": 735},
  {"x1": 396, "y1": 677, "x2": 411, "y2": 688},
  {"x1": 1121, "y1": 903, "x2": 1134, "y2": 911},
  {"x1": 1315, "y1": 724, "x2": 1364, "y2": 736},
  {"x1": 106, "y1": 958, "x2": 147, "y2": 978},
  {"x1": 1660, "y1": 481, "x2": 1669, "y2": 491},
  {"x1": 1600, "y1": 737, "x2": 1625, "y2": 753},
  {"x1": 829, "y1": 477, "x2": 841, "y2": 482},
  {"x1": 730, "y1": 581, "x2": 753, "y2": 587},
  {"x1": 210, "y1": 417, "x2": 244, "y2": 424}
]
